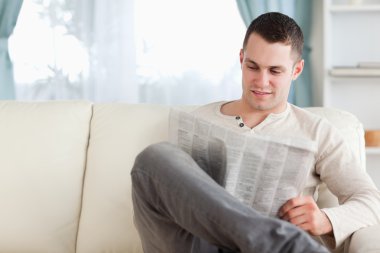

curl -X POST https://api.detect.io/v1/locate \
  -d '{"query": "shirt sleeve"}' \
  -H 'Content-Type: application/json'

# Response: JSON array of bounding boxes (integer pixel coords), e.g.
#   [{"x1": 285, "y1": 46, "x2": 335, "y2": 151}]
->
[{"x1": 315, "y1": 124, "x2": 380, "y2": 249}]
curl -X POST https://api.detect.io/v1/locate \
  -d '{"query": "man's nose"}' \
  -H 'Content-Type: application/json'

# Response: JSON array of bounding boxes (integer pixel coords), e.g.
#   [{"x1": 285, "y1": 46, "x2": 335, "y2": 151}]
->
[{"x1": 254, "y1": 71, "x2": 269, "y2": 88}]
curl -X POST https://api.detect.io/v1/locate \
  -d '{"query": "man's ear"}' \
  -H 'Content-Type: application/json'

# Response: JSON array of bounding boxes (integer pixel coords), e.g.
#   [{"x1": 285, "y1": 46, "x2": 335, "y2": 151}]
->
[
  {"x1": 292, "y1": 59, "x2": 304, "y2": 81},
  {"x1": 239, "y1": 49, "x2": 244, "y2": 65}
]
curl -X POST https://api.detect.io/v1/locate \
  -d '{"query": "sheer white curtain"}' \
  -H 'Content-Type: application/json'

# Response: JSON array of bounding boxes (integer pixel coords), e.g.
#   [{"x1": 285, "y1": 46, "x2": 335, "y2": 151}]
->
[
  {"x1": 10, "y1": 0, "x2": 138, "y2": 102},
  {"x1": 135, "y1": 0, "x2": 245, "y2": 105},
  {"x1": 10, "y1": 0, "x2": 245, "y2": 104},
  {"x1": 77, "y1": 0, "x2": 138, "y2": 102}
]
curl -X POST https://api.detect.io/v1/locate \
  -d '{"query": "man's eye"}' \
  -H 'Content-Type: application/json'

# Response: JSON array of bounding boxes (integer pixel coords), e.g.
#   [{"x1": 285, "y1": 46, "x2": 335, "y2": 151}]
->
[
  {"x1": 270, "y1": 69, "x2": 281, "y2": 74},
  {"x1": 248, "y1": 66, "x2": 258, "y2": 70}
]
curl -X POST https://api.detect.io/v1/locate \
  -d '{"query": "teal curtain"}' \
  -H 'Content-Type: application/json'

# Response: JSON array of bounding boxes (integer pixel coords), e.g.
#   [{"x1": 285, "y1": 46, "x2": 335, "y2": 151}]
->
[
  {"x1": 235, "y1": 0, "x2": 313, "y2": 107},
  {"x1": 293, "y1": 0, "x2": 312, "y2": 107},
  {"x1": 0, "y1": 0, "x2": 23, "y2": 100}
]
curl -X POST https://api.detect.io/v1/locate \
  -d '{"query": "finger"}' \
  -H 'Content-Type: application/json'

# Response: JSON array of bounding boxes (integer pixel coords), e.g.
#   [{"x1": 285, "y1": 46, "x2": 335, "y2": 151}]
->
[
  {"x1": 289, "y1": 213, "x2": 308, "y2": 226},
  {"x1": 282, "y1": 205, "x2": 308, "y2": 221},
  {"x1": 279, "y1": 195, "x2": 316, "y2": 217},
  {"x1": 279, "y1": 196, "x2": 309, "y2": 217}
]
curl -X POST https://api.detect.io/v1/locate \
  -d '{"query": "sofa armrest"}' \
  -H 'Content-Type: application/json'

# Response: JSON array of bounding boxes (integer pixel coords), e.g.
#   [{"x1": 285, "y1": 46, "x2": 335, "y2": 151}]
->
[{"x1": 348, "y1": 224, "x2": 380, "y2": 253}]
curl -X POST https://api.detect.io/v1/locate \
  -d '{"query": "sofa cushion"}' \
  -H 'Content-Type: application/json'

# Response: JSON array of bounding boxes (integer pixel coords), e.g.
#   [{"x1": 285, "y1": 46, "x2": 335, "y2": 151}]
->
[
  {"x1": 348, "y1": 224, "x2": 380, "y2": 253},
  {"x1": 0, "y1": 101, "x2": 92, "y2": 253},
  {"x1": 76, "y1": 103, "x2": 171, "y2": 253}
]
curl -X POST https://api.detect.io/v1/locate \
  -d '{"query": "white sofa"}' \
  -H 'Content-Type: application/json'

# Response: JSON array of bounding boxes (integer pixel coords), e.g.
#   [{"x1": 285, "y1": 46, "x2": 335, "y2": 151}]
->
[{"x1": 0, "y1": 101, "x2": 379, "y2": 253}]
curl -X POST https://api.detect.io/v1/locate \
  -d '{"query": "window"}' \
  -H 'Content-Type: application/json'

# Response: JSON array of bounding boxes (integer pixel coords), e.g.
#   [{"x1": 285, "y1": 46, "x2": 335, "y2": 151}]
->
[
  {"x1": 135, "y1": 0, "x2": 246, "y2": 104},
  {"x1": 9, "y1": 0, "x2": 88, "y2": 99},
  {"x1": 10, "y1": 0, "x2": 245, "y2": 104}
]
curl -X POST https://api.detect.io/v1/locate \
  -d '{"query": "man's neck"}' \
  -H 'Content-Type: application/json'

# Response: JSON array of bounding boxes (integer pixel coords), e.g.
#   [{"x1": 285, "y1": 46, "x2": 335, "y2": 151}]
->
[{"x1": 220, "y1": 100, "x2": 286, "y2": 129}]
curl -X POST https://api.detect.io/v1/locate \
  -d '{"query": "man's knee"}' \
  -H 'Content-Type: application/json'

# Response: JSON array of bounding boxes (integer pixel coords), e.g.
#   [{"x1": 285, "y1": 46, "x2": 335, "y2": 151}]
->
[
  {"x1": 132, "y1": 141, "x2": 180, "y2": 174},
  {"x1": 131, "y1": 143, "x2": 174, "y2": 205}
]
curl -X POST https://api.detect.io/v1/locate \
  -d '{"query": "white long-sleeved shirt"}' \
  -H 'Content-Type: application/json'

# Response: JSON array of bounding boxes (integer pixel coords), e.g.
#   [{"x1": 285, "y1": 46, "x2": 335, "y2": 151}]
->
[{"x1": 192, "y1": 101, "x2": 380, "y2": 250}]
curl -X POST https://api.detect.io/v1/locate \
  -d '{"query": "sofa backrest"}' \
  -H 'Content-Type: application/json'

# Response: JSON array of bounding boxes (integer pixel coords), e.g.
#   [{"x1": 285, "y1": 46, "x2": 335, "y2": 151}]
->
[
  {"x1": 76, "y1": 104, "x2": 365, "y2": 253},
  {"x1": 0, "y1": 101, "x2": 92, "y2": 253},
  {"x1": 76, "y1": 104, "x2": 171, "y2": 253}
]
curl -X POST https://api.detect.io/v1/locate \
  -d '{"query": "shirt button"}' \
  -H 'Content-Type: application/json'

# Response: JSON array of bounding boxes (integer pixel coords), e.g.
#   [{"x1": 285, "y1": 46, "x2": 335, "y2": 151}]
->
[
  {"x1": 239, "y1": 123, "x2": 244, "y2": 127},
  {"x1": 235, "y1": 116, "x2": 240, "y2": 120}
]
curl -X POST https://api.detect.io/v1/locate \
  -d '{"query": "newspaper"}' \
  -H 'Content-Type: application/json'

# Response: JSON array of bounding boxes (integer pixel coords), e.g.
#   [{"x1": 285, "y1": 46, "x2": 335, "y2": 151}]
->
[{"x1": 169, "y1": 108, "x2": 317, "y2": 217}]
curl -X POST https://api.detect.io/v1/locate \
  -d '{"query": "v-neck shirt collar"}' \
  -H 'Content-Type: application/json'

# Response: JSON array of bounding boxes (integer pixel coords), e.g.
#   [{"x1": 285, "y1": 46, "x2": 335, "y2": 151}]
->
[{"x1": 214, "y1": 101, "x2": 291, "y2": 132}]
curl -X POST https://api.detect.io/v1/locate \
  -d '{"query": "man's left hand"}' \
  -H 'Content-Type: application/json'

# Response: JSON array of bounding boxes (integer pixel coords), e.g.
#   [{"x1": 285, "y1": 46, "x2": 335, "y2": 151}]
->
[{"x1": 278, "y1": 196, "x2": 333, "y2": 236}]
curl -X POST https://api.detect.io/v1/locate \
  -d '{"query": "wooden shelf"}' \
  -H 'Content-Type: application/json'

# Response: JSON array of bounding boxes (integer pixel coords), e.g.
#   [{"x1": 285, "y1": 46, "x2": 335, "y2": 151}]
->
[
  {"x1": 366, "y1": 147, "x2": 380, "y2": 155},
  {"x1": 329, "y1": 67, "x2": 380, "y2": 77},
  {"x1": 330, "y1": 4, "x2": 380, "y2": 12},
  {"x1": 330, "y1": 76, "x2": 380, "y2": 81}
]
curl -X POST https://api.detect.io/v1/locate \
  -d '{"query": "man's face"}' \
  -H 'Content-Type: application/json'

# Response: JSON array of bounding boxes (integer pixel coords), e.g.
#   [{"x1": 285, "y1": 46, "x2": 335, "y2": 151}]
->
[{"x1": 240, "y1": 33, "x2": 304, "y2": 114}]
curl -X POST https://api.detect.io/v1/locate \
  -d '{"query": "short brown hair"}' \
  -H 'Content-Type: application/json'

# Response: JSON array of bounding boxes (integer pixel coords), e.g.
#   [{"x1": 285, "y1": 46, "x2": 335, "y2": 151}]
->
[{"x1": 242, "y1": 12, "x2": 304, "y2": 61}]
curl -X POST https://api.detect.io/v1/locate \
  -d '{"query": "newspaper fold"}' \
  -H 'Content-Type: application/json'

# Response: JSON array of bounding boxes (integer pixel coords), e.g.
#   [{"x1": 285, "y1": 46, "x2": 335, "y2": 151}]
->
[{"x1": 169, "y1": 108, "x2": 317, "y2": 217}]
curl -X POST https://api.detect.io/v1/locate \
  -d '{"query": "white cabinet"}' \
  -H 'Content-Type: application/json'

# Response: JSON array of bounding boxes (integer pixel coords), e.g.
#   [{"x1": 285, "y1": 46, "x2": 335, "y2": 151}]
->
[
  {"x1": 311, "y1": 0, "x2": 380, "y2": 187},
  {"x1": 323, "y1": 0, "x2": 380, "y2": 121}
]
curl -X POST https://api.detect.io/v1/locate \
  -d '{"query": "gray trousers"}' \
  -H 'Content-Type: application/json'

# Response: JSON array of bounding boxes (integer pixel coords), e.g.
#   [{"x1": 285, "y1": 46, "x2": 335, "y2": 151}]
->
[{"x1": 131, "y1": 142, "x2": 329, "y2": 253}]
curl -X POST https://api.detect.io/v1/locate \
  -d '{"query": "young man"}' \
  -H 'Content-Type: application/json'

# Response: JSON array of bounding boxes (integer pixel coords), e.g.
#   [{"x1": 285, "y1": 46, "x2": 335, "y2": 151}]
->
[{"x1": 131, "y1": 12, "x2": 380, "y2": 253}]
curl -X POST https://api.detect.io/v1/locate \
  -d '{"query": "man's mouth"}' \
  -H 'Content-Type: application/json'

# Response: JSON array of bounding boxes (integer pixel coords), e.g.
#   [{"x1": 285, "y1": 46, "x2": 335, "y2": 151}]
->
[{"x1": 251, "y1": 90, "x2": 272, "y2": 96}]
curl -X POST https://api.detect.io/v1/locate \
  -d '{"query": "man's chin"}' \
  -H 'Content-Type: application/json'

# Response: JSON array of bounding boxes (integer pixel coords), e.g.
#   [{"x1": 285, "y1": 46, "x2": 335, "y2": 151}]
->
[{"x1": 249, "y1": 103, "x2": 273, "y2": 112}]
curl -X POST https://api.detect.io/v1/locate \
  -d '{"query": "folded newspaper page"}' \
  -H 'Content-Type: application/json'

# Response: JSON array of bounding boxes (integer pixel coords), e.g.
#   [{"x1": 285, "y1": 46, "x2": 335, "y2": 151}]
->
[{"x1": 169, "y1": 108, "x2": 317, "y2": 217}]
